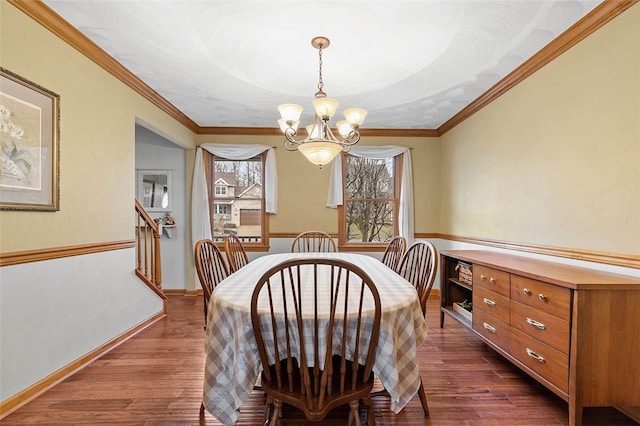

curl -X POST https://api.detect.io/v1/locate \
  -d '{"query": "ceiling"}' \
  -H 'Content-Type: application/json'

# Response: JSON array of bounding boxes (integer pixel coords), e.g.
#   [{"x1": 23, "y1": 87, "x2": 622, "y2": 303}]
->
[{"x1": 41, "y1": 0, "x2": 603, "y2": 131}]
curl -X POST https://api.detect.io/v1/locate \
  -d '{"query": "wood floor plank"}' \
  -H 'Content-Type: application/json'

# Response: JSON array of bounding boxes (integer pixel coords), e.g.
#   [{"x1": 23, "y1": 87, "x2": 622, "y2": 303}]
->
[{"x1": 2, "y1": 295, "x2": 637, "y2": 425}]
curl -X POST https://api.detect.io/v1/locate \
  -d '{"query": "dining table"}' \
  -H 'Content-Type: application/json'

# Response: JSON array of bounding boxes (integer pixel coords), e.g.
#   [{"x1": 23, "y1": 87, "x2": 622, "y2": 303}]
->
[{"x1": 202, "y1": 252, "x2": 428, "y2": 425}]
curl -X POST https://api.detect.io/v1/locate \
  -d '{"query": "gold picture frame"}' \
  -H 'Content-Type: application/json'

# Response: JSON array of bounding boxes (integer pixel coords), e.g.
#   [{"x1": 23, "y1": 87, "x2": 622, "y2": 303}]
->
[{"x1": 1, "y1": 68, "x2": 60, "y2": 211}]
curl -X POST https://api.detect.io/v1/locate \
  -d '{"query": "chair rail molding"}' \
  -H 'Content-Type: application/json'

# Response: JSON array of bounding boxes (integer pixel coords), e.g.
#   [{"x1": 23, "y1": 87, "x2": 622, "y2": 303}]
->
[{"x1": 0, "y1": 240, "x2": 135, "y2": 267}]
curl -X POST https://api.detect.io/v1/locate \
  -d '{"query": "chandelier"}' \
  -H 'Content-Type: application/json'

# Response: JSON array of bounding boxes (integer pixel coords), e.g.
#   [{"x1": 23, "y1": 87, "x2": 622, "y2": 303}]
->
[{"x1": 277, "y1": 36, "x2": 367, "y2": 168}]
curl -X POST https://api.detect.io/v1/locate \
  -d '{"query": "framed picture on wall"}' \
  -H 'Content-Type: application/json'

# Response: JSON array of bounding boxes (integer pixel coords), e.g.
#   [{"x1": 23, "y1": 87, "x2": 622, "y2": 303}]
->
[{"x1": 1, "y1": 67, "x2": 60, "y2": 211}]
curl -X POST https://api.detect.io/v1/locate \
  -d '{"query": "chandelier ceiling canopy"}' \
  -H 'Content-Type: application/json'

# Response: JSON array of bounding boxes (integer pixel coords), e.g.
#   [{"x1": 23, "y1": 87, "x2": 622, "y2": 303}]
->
[{"x1": 278, "y1": 37, "x2": 367, "y2": 168}]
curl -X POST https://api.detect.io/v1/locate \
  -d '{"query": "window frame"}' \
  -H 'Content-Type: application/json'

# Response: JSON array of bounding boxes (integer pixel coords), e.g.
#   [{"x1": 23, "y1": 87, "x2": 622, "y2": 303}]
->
[
  {"x1": 213, "y1": 203, "x2": 231, "y2": 215},
  {"x1": 338, "y1": 153, "x2": 403, "y2": 252},
  {"x1": 204, "y1": 152, "x2": 270, "y2": 251},
  {"x1": 215, "y1": 185, "x2": 227, "y2": 196}
]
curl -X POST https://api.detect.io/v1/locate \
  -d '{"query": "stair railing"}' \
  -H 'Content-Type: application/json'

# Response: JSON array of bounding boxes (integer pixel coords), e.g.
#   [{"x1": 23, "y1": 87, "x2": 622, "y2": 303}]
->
[{"x1": 135, "y1": 199, "x2": 164, "y2": 297}]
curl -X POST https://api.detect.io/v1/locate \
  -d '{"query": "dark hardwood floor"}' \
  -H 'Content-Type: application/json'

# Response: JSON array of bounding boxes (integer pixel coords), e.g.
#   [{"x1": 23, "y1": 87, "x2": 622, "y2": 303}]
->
[{"x1": 3, "y1": 294, "x2": 637, "y2": 425}]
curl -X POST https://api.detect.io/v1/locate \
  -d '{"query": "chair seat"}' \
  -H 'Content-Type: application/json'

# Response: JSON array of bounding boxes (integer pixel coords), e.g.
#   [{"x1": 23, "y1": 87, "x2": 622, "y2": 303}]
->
[{"x1": 261, "y1": 356, "x2": 375, "y2": 423}]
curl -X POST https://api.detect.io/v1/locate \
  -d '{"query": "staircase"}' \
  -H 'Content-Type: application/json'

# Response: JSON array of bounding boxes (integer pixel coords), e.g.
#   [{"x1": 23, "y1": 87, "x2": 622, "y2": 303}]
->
[{"x1": 135, "y1": 199, "x2": 167, "y2": 305}]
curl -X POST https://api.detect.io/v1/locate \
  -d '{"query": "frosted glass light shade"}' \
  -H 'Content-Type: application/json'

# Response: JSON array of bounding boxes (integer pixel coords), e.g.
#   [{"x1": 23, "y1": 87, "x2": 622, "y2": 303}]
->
[
  {"x1": 312, "y1": 97, "x2": 339, "y2": 118},
  {"x1": 344, "y1": 108, "x2": 367, "y2": 126},
  {"x1": 336, "y1": 120, "x2": 353, "y2": 137},
  {"x1": 298, "y1": 141, "x2": 343, "y2": 167},
  {"x1": 278, "y1": 104, "x2": 304, "y2": 122}
]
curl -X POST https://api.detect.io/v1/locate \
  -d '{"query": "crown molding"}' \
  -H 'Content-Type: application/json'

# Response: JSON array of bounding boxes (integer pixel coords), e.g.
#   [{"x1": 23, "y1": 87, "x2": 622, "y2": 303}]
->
[
  {"x1": 8, "y1": 0, "x2": 637, "y2": 137},
  {"x1": 198, "y1": 127, "x2": 283, "y2": 136},
  {"x1": 198, "y1": 126, "x2": 440, "y2": 137},
  {"x1": 7, "y1": 0, "x2": 200, "y2": 133},
  {"x1": 437, "y1": 0, "x2": 639, "y2": 135}
]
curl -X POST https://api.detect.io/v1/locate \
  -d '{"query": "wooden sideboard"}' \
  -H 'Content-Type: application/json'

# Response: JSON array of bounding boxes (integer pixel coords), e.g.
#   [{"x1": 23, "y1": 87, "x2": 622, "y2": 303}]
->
[{"x1": 440, "y1": 250, "x2": 640, "y2": 426}]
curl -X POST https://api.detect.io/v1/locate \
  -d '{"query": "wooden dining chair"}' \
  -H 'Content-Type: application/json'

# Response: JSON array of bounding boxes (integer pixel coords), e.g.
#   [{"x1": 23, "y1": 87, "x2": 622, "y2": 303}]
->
[
  {"x1": 224, "y1": 234, "x2": 248, "y2": 273},
  {"x1": 251, "y1": 258, "x2": 381, "y2": 426},
  {"x1": 290, "y1": 230, "x2": 337, "y2": 253},
  {"x1": 393, "y1": 240, "x2": 438, "y2": 416},
  {"x1": 397, "y1": 241, "x2": 438, "y2": 316},
  {"x1": 194, "y1": 239, "x2": 229, "y2": 331},
  {"x1": 381, "y1": 236, "x2": 406, "y2": 272},
  {"x1": 194, "y1": 238, "x2": 230, "y2": 418}
]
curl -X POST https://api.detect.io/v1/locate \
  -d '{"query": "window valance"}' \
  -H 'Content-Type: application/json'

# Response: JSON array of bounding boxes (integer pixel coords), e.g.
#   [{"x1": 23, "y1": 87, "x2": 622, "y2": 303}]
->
[{"x1": 191, "y1": 144, "x2": 277, "y2": 246}]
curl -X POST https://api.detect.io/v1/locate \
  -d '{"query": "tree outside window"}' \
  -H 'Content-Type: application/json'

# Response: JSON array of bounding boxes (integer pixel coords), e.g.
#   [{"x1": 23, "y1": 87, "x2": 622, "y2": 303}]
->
[{"x1": 340, "y1": 154, "x2": 400, "y2": 247}]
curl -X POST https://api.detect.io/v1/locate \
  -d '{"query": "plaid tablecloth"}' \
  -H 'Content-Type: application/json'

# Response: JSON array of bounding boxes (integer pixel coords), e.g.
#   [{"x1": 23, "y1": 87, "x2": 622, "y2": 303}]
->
[{"x1": 202, "y1": 252, "x2": 428, "y2": 425}]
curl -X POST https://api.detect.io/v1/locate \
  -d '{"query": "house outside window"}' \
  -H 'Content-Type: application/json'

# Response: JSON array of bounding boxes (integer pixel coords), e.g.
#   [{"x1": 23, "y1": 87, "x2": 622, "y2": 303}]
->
[
  {"x1": 206, "y1": 153, "x2": 268, "y2": 247},
  {"x1": 339, "y1": 154, "x2": 401, "y2": 250}
]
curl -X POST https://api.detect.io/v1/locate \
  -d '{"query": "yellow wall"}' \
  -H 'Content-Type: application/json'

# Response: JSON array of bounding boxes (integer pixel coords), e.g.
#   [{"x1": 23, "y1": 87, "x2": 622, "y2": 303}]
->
[
  {"x1": 439, "y1": 3, "x2": 640, "y2": 255},
  {"x1": 196, "y1": 134, "x2": 440, "y2": 235},
  {"x1": 0, "y1": 1, "x2": 197, "y2": 252},
  {"x1": 2, "y1": 0, "x2": 637, "y2": 258}
]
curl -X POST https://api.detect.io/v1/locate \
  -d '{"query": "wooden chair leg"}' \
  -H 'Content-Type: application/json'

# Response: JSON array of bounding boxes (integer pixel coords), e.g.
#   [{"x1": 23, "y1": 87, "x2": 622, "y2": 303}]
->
[
  {"x1": 348, "y1": 400, "x2": 362, "y2": 426},
  {"x1": 199, "y1": 401, "x2": 205, "y2": 416},
  {"x1": 364, "y1": 396, "x2": 376, "y2": 426},
  {"x1": 263, "y1": 396, "x2": 272, "y2": 425},
  {"x1": 269, "y1": 399, "x2": 282, "y2": 425},
  {"x1": 417, "y1": 378, "x2": 430, "y2": 417}
]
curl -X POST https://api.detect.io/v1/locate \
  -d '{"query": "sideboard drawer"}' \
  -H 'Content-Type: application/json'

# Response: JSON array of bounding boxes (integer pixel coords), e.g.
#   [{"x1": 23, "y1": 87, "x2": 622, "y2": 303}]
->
[
  {"x1": 473, "y1": 265, "x2": 510, "y2": 297},
  {"x1": 441, "y1": 250, "x2": 640, "y2": 426},
  {"x1": 473, "y1": 285, "x2": 510, "y2": 324},
  {"x1": 510, "y1": 300, "x2": 570, "y2": 354},
  {"x1": 473, "y1": 308, "x2": 511, "y2": 351},
  {"x1": 511, "y1": 275, "x2": 571, "y2": 320},
  {"x1": 509, "y1": 327, "x2": 569, "y2": 394}
]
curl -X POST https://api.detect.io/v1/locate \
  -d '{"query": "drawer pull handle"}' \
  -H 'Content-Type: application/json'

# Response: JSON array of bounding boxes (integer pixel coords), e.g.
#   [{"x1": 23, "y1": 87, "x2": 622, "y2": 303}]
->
[
  {"x1": 523, "y1": 288, "x2": 531, "y2": 296},
  {"x1": 526, "y1": 348, "x2": 545, "y2": 363},
  {"x1": 538, "y1": 293, "x2": 546, "y2": 301},
  {"x1": 483, "y1": 297, "x2": 496, "y2": 307},
  {"x1": 526, "y1": 317, "x2": 546, "y2": 330},
  {"x1": 489, "y1": 277, "x2": 496, "y2": 284},
  {"x1": 483, "y1": 322, "x2": 496, "y2": 333},
  {"x1": 480, "y1": 274, "x2": 487, "y2": 281}
]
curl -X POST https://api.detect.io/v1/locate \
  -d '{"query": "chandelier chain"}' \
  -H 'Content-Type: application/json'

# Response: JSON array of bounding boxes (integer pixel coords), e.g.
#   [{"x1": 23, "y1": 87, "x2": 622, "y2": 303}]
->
[{"x1": 317, "y1": 47, "x2": 324, "y2": 93}]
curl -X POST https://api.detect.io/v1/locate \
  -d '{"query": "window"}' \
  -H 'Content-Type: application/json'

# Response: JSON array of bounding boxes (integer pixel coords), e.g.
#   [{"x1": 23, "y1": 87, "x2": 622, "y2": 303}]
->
[
  {"x1": 339, "y1": 154, "x2": 401, "y2": 249},
  {"x1": 205, "y1": 153, "x2": 268, "y2": 248},
  {"x1": 213, "y1": 204, "x2": 230, "y2": 215}
]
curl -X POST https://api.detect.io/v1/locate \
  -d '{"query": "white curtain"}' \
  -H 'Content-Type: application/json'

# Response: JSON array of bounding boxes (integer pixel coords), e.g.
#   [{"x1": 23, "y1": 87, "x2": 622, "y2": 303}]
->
[
  {"x1": 327, "y1": 146, "x2": 414, "y2": 244},
  {"x1": 191, "y1": 144, "x2": 277, "y2": 247}
]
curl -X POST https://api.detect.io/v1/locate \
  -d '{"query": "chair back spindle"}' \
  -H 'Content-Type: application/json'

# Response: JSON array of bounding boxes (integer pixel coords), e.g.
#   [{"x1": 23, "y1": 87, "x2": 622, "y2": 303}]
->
[
  {"x1": 397, "y1": 241, "x2": 438, "y2": 316},
  {"x1": 251, "y1": 258, "x2": 380, "y2": 424},
  {"x1": 224, "y1": 234, "x2": 249, "y2": 273},
  {"x1": 291, "y1": 231, "x2": 337, "y2": 253},
  {"x1": 381, "y1": 236, "x2": 407, "y2": 272},
  {"x1": 194, "y1": 239, "x2": 229, "y2": 330}
]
